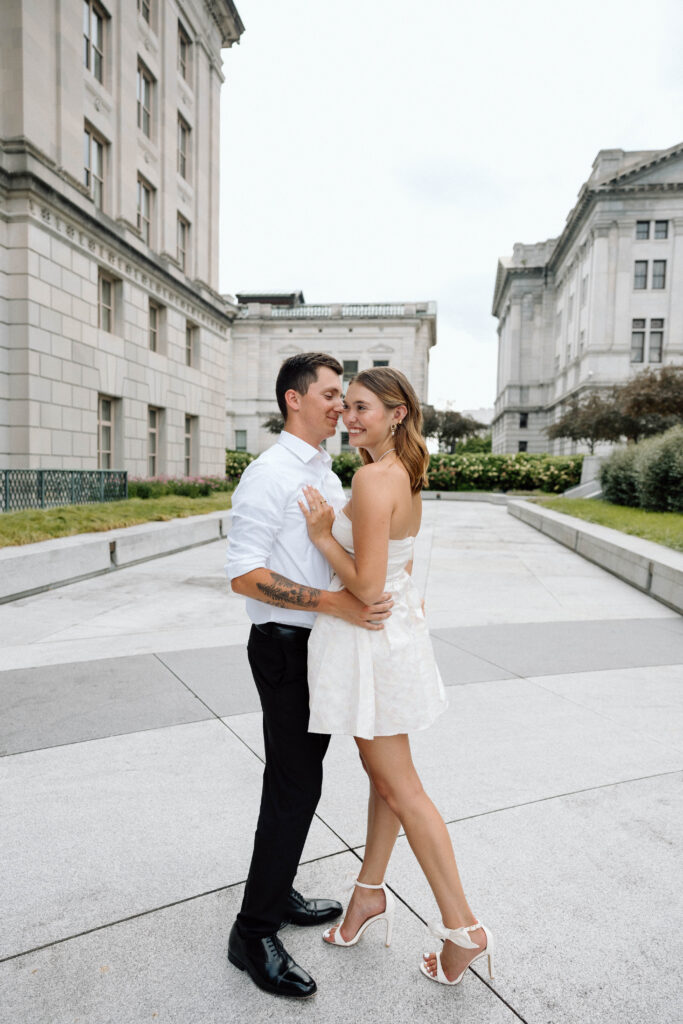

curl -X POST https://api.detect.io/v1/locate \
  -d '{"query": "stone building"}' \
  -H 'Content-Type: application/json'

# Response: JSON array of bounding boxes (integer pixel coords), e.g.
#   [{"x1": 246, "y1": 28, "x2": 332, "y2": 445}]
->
[
  {"x1": 0, "y1": 0, "x2": 244, "y2": 476},
  {"x1": 492, "y1": 143, "x2": 683, "y2": 454},
  {"x1": 227, "y1": 293, "x2": 437, "y2": 455}
]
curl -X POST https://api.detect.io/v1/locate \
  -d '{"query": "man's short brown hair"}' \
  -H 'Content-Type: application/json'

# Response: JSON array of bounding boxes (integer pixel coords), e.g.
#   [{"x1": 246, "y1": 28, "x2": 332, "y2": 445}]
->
[{"x1": 275, "y1": 352, "x2": 344, "y2": 420}]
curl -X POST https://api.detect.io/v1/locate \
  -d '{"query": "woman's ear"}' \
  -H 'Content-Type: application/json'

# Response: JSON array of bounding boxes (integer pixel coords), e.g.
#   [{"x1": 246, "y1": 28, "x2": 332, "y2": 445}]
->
[{"x1": 394, "y1": 404, "x2": 408, "y2": 425}]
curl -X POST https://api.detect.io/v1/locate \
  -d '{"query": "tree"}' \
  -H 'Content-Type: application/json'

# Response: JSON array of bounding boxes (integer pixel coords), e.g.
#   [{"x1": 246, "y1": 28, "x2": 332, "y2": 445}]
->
[
  {"x1": 546, "y1": 391, "x2": 627, "y2": 453},
  {"x1": 437, "y1": 410, "x2": 487, "y2": 453},
  {"x1": 262, "y1": 413, "x2": 284, "y2": 434},
  {"x1": 615, "y1": 365, "x2": 683, "y2": 439},
  {"x1": 420, "y1": 404, "x2": 440, "y2": 440}
]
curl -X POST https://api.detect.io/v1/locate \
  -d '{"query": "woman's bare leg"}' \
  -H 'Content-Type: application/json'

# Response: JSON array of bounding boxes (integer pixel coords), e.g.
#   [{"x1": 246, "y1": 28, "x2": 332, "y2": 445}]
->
[
  {"x1": 355, "y1": 734, "x2": 486, "y2": 980},
  {"x1": 326, "y1": 754, "x2": 401, "y2": 942}
]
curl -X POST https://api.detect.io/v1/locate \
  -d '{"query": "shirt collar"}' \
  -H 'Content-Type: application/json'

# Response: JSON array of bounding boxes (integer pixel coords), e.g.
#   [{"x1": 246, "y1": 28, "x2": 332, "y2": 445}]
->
[{"x1": 278, "y1": 430, "x2": 332, "y2": 467}]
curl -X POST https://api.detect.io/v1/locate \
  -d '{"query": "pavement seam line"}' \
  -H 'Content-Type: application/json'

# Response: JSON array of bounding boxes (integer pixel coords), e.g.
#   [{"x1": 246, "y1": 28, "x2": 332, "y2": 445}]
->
[
  {"x1": 432, "y1": 632, "x2": 525, "y2": 679},
  {"x1": 0, "y1": 851, "x2": 531, "y2": 1023},
  {"x1": 527, "y1": 675, "x2": 683, "y2": 755},
  {"x1": 437, "y1": 767, "x2": 683, "y2": 827}
]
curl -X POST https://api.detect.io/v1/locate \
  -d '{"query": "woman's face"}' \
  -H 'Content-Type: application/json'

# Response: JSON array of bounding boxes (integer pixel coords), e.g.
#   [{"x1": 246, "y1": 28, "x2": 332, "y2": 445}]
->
[{"x1": 342, "y1": 382, "x2": 395, "y2": 449}]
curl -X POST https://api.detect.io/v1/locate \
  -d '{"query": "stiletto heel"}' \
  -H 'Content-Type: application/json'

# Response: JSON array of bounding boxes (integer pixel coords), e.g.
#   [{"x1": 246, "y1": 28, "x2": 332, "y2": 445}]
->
[
  {"x1": 419, "y1": 920, "x2": 494, "y2": 986},
  {"x1": 323, "y1": 878, "x2": 395, "y2": 948}
]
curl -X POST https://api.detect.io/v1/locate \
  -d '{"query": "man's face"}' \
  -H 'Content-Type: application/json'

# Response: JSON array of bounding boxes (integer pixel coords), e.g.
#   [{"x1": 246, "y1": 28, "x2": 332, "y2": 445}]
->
[{"x1": 290, "y1": 366, "x2": 344, "y2": 444}]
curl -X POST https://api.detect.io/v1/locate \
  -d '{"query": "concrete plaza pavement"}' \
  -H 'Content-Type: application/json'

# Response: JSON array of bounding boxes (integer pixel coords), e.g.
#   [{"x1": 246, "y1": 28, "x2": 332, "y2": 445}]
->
[{"x1": 1, "y1": 500, "x2": 682, "y2": 1024}]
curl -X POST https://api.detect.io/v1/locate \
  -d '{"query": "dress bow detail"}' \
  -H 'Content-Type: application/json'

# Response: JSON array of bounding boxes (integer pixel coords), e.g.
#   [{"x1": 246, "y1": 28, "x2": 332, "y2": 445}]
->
[{"x1": 427, "y1": 919, "x2": 480, "y2": 950}]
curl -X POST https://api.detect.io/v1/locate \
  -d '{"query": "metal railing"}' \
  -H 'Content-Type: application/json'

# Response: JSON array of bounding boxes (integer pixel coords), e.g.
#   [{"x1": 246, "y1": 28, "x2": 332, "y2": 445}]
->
[{"x1": 1, "y1": 469, "x2": 128, "y2": 512}]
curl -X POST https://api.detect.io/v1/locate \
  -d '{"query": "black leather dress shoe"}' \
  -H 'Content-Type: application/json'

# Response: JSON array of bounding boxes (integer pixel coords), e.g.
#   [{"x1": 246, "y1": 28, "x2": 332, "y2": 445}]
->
[
  {"x1": 283, "y1": 887, "x2": 343, "y2": 926},
  {"x1": 227, "y1": 922, "x2": 316, "y2": 998}
]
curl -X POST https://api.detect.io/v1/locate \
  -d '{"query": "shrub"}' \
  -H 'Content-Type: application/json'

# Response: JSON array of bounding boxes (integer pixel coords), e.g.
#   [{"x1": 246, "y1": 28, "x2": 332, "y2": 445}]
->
[
  {"x1": 633, "y1": 425, "x2": 683, "y2": 513},
  {"x1": 128, "y1": 475, "x2": 233, "y2": 499},
  {"x1": 425, "y1": 453, "x2": 582, "y2": 493},
  {"x1": 600, "y1": 446, "x2": 639, "y2": 507},
  {"x1": 456, "y1": 433, "x2": 492, "y2": 454},
  {"x1": 331, "y1": 451, "x2": 362, "y2": 485},
  {"x1": 225, "y1": 450, "x2": 255, "y2": 482}
]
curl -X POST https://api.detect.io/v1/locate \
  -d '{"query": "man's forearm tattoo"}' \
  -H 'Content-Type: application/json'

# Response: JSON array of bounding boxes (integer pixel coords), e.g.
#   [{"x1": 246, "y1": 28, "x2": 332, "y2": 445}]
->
[{"x1": 256, "y1": 572, "x2": 321, "y2": 609}]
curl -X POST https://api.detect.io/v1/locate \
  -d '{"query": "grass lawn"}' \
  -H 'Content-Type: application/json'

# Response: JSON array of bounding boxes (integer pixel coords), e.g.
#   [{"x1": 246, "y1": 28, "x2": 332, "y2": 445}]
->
[
  {"x1": 535, "y1": 497, "x2": 683, "y2": 553},
  {"x1": 0, "y1": 490, "x2": 232, "y2": 548}
]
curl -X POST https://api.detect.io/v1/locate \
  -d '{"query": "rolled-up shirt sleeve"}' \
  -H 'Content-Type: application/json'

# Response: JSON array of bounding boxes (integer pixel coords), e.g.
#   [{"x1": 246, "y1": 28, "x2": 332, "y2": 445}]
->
[{"x1": 224, "y1": 462, "x2": 286, "y2": 581}]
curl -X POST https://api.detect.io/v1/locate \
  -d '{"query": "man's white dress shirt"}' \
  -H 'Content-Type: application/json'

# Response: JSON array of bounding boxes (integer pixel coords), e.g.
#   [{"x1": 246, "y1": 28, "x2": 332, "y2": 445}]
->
[{"x1": 225, "y1": 431, "x2": 346, "y2": 628}]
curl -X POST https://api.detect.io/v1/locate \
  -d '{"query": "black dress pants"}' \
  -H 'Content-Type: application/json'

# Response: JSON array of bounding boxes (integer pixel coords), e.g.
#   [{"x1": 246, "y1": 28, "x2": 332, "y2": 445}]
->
[{"x1": 235, "y1": 624, "x2": 331, "y2": 938}]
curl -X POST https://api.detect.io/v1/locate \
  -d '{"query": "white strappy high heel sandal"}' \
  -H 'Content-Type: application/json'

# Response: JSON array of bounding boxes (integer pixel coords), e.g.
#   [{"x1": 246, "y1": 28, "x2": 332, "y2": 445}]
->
[
  {"x1": 420, "y1": 919, "x2": 494, "y2": 985},
  {"x1": 323, "y1": 878, "x2": 395, "y2": 947}
]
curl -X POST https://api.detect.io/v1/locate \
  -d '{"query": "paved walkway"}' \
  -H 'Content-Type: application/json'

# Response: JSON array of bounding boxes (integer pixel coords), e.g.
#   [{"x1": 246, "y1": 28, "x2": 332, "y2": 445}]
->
[{"x1": 1, "y1": 501, "x2": 682, "y2": 1024}]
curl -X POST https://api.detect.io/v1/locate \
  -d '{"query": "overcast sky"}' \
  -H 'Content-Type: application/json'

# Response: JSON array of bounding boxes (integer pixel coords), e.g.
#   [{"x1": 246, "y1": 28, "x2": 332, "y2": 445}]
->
[{"x1": 218, "y1": 0, "x2": 683, "y2": 411}]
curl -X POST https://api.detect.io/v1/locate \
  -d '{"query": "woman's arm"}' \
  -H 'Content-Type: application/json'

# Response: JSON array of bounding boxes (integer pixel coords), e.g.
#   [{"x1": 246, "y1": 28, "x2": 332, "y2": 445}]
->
[{"x1": 300, "y1": 469, "x2": 391, "y2": 605}]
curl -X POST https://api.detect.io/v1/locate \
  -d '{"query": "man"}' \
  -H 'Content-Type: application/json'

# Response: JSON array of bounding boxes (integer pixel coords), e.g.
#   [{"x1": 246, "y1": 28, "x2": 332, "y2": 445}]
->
[{"x1": 225, "y1": 352, "x2": 392, "y2": 998}]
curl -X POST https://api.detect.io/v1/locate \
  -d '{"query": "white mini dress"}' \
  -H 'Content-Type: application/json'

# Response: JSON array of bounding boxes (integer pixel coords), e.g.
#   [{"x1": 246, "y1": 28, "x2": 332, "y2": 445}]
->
[{"x1": 307, "y1": 510, "x2": 448, "y2": 740}]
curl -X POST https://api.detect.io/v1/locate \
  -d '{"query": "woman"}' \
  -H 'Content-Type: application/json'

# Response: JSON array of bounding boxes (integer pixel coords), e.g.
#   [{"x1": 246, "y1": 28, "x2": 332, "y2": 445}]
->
[{"x1": 299, "y1": 367, "x2": 493, "y2": 987}]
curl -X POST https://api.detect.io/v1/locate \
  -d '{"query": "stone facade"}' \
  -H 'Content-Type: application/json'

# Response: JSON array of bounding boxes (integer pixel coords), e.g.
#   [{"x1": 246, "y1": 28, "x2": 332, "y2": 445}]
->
[
  {"x1": 0, "y1": 0, "x2": 243, "y2": 474},
  {"x1": 492, "y1": 144, "x2": 683, "y2": 454},
  {"x1": 227, "y1": 296, "x2": 437, "y2": 455}
]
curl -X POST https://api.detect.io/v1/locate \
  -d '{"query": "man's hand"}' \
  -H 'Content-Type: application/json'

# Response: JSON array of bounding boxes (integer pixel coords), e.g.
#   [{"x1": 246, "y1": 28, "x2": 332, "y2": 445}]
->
[{"x1": 322, "y1": 588, "x2": 393, "y2": 631}]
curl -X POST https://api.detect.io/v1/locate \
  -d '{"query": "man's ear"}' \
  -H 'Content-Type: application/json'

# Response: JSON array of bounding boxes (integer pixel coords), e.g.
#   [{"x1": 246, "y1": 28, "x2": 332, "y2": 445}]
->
[{"x1": 284, "y1": 388, "x2": 300, "y2": 415}]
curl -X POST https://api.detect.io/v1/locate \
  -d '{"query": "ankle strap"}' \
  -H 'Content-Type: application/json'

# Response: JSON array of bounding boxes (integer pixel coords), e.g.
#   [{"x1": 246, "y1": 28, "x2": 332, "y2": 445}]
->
[
  {"x1": 428, "y1": 919, "x2": 481, "y2": 949},
  {"x1": 353, "y1": 879, "x2": 385, "y2": 890}
]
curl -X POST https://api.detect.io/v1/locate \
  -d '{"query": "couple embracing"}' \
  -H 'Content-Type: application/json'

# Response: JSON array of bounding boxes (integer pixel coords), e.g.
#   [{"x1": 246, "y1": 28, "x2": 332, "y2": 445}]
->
[{"x1": 224, "y1": 353, "x2": 493, "y2": 998}]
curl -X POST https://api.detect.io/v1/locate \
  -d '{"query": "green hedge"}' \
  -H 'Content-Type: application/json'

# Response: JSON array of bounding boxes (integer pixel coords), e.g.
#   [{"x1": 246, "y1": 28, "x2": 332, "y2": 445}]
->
[
  {"x1": 225, "y1": 450, "x2": 255, "y2": 481},
  {"x1": 224, "y1": 449, "x2": 583, "y2": 494},
  {"x1": 600, "y1": 447, "x2": 639, "y2": 507},
  {"x1": 128, "y1": 475, "x2": 233, "y2": 499},
  {"x1": 425, "y1": 453, "x2": 583, "y2": 493},
  {"x1": 601, "y1": 426, "x2": 683, "y2": 512},
  {"x1": 331, "y1": 451, "x2": 582, "y2": 492}
]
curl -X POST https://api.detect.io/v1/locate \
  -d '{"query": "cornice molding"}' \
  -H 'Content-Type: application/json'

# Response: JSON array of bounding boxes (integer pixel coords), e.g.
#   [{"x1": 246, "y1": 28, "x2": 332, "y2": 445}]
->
[{"x1": 0, "y1": 174, "x2": 236, "y2": 331}]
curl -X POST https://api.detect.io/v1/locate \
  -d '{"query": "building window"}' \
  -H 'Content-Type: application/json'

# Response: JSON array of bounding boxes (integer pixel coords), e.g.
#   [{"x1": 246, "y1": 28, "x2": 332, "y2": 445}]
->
[
  {"x1": 149, "y1": 301, "x2": 160, "y2": 352},
  {"x1": 177, "y1": 214, "x2": 190, "y2": 271},
  {"x1": 148, "y1": 407, "x2": 161, "y2": 475},
  {"x1": 235, "y1": 429, "x2": 247, "y2": 452},
  {"x1": 343, "y1": 360, "x2": 358, "y2": 383},
  {"x1": 98, "y1": 271, "x2": 115, "y2": 332},
  {"x1": 184, "y1": 415, "x2": 196, "y2": 475},
  {"x1": 373, "y1": 360, "x2": 389, "y2": 367},
  {"x1": 518, "y1": 441, "x2": 528, "y2": 453},
  {"x1": 83, "y1": 0, "x2": 105, "y2": 83},
  {"x1": 649, "y1": 319, "x2": 664, "y2": 362},
  {"x1": 652, "y1": 260, "x2": 666, "y2": 289},
  {"x1": 178, "y1": 23, "x2": 191, "y2": 80},
  {"x1": 633, "y1": 261, "x2": 648, "y2": 290},
  {"x1": 654, "y1": 220, "x2": 668, "y2": 240},
  {"x1": 137, "y1": 63, "x2": 154, "y2": 138},
  {"x1": 519, "y1": 413, "x2": 528, "y2": 429},
  {"x1": 630, "y1": 318, "x2": 645, "y2": 363},
  {"x1": 83, "y1": 125, "x2": 105, "y2": 209},
  {"x1": 98, "y1": 395, "x2": 113, "y2": 469},
  {"x1": 568, "y1": 295, "x2": 574, "y2": 322},
  {"x1": 137, "y1": 176, "x2": 153, "y2": 243},
  {"x1": 341, "y1": 431, "x2": 351, "y2": 451},
  {"x1": 185, "y1": 321, "x2": 196, "y2": 366},
  {"x1": 137, "y1": 0, "x2": 151, "y2": 22},
  {"x1": 580, "y1": 275, "x2": 588, "y2": 307},
  {"x1": 177, "y1": 115, "x2": 190, "y2": 179},
  {"x1": 635, "y1": 221, "x2": 650, "y2": 240},
  {"x1": 580, "y1": 330, "x2": 586, "y2": 352}
]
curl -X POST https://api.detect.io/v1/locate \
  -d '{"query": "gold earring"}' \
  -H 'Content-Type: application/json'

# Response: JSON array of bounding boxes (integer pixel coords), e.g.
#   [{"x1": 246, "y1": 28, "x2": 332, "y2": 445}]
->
[{"x1": 391, "y1": 423, "x2": 396, "y2": 436}]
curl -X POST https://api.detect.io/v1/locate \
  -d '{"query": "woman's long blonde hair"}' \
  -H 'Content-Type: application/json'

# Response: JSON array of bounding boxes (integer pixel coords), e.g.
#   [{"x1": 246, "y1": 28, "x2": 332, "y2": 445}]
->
[{"x1": 350, "y1": 367, "x2": 429, "y2": 493}]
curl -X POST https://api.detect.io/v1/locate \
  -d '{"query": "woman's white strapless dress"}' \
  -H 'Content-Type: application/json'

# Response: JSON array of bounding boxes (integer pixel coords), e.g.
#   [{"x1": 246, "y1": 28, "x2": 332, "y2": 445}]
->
[{"x1": 307, "y1": 510, "x2": 448, "y2": 740}]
